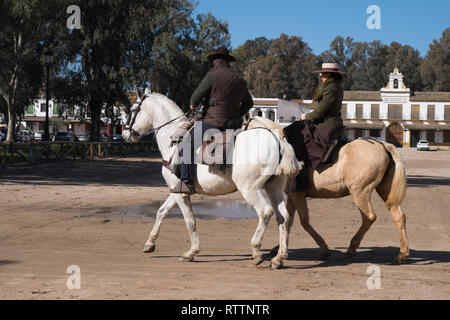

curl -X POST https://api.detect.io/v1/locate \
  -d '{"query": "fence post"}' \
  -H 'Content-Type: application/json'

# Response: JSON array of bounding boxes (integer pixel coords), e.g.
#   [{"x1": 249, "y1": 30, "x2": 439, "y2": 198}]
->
[{"x1": 90, "y1": 144, "x2": 94, "y2": 160}]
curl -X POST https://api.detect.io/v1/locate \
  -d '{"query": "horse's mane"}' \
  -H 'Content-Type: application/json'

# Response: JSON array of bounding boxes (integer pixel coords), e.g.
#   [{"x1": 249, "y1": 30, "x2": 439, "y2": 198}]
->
[{"x1": 148, "y1": 92, "x2": 184, "y2": 117}]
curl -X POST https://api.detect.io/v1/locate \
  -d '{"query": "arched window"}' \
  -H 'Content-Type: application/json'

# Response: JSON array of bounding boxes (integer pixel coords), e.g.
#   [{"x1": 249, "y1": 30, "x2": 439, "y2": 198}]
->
[
  {"x1": 394, "y1": 79, "x2": 399, "y2": 89},
  {"x1": 252, "y1": 108, "x2": 262, "y2": 117}
]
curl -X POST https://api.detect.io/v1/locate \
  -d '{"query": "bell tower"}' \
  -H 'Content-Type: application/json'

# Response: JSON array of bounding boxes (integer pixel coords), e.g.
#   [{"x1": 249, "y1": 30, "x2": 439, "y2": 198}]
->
[
  {"x1": 380, "y1": 67, "x2": 410, "y2": 102},
  {"x1": 384, "y1": 67, "x2": 408, "y2": 91}
]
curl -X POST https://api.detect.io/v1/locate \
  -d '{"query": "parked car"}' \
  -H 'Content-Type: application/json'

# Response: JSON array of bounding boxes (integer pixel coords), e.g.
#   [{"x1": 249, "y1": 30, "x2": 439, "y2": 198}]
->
[
  {"x1": 53, "y1": 131, "x2": 75, "y2": 142},
  {"x1": 99, "y1": 133, "x2": 108, "y2": 142},
  {"x1": 16, "y1": 130, "x2": 32, "y2": 143},
  {"x1": 417, "y1": 140, "x2": 430, "y2": 151},
  {"x1": 33, "y1": 130, "x2": 44, "y2": 141},
  {"x1": 77, "y1": 133, "x2": 90, "y2": 142},
  {"x1": 112, "y1": 134, "x2": 124, "y2": 142}
]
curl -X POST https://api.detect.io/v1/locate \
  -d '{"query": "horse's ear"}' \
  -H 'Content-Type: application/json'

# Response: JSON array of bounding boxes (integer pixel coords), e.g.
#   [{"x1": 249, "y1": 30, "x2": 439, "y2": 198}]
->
[
  {"x1": 144, "y1": 87, "x2": 152, "y2": 96},
  {"x1": 136, "y1": 87, "x2": 144, "y2": 100}
]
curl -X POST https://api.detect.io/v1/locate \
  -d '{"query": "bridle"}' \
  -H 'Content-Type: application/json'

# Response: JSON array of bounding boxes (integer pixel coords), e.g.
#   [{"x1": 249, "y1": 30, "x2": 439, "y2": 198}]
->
[
  {"x1": 124, "y1": 94, "x2": 188, "y2": 139},
  {"x1": 124, "y1": 94, "x2": 149, "y2": 138}
]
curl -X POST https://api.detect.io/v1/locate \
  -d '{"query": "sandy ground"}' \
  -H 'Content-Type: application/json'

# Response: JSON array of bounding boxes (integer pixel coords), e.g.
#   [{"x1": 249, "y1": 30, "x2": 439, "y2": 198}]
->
[{"x1": 0, "y1": 148, "x2": 449, "y2": 300}]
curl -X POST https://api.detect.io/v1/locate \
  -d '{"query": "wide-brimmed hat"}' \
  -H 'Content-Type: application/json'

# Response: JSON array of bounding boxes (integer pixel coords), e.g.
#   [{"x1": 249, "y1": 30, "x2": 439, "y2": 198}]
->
[
  {"x1": 207, "y1": 46, "x2": 236, "y2": 62},
  {"x1": 314, "y1": 63, "x2": 346, "y2": 75}
]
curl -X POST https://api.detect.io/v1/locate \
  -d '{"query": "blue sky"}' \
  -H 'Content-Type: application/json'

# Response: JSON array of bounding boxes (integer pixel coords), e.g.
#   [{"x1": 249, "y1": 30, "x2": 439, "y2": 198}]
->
[{"x1": 195, "y1": 0, "x2": 449, "y2": 56}]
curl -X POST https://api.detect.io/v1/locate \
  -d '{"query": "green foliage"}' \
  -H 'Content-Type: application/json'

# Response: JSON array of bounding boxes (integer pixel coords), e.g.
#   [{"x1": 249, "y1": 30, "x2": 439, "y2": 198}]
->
[
  {"x1": 0, "y1": 0, "x2": 56, "y2": 139},
  {"x1": 236, "y1": 34, "x2": 318, "y2": 99},
  {"x1": 421, "y1": 28, "x2": 450, "y2": 92}
]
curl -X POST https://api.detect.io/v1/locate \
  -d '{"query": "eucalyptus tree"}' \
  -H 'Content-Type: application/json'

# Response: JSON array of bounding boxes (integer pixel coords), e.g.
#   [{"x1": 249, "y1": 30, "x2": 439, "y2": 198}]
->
[
  {"x1": 421, "y1": 28, "x2": 450, "y2": 92},
  {"x1": 0, "y1": 0, "x2": 62, "y2": 142}
]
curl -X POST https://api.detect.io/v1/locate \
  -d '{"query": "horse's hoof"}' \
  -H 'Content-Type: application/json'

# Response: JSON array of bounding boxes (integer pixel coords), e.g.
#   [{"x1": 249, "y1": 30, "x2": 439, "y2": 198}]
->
[
  {"x1": 253, "y1": 254, "x2": 266, "y2": 266},
  {"x1": 142, "y1": 245, "x2": 155, "y2": 253},
  {"x1": 393, "y1": 254, "x2": 407, "y2": 265},
  {"x1": 179, "y1": 255, "x2": 195, "y2": 262},
  {"x1": 270, "y1": 258, "x2": 283, "y2": 270}
]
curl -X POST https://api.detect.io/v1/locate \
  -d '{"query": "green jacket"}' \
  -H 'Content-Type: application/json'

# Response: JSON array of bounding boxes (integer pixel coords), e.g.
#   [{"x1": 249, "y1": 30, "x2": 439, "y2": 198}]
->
[{"x1": 306, "y1": 77, "x2": 344, "y2": 128}]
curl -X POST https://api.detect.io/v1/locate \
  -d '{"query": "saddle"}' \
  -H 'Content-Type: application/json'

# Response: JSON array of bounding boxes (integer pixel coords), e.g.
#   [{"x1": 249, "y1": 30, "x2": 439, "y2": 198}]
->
[
  {"x1": 164, "y1": 116, "x2": 243, "y2": 176},
  {"x1": 199, "y1": 130, "x2": 239, "y2": 166},
  {"x1": 199, "y1": 117, "x2": 243, "y2": 166},
  {"x1": 283, "y1": 123, "x2": 347, "y2": 194}
]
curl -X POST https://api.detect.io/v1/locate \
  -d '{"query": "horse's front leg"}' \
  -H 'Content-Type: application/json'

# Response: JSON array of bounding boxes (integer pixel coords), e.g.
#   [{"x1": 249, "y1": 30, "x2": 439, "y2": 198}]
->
[
  {"x1": 143, "y1": 194, "x2": 177, "y2": 253},
  {"x1": 173, "y1": 193, "x2": 201, "y2": 262},
  {"x1": 239, "y1": 188, "x2": 274, "y2": 266}
]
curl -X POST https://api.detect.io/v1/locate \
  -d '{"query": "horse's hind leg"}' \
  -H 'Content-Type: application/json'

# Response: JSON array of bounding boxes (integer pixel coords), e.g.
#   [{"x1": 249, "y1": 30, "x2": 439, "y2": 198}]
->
[
  {"x1": 288, "y1": 192, "x2": 330, "y2": 259},
  {"x1": 265, "y1": 177, "x2": 293, "y2": 269},
  {"x1": 347, "y1": 189, "x2": 377, "y2": 257},
  {"x1": 143, "y1": 194, "x2": 177, "y2": 253},
  {"x1": 240, "y1": 188, "x2": 274, "y2": 266},
  {"x1": 173, "y1": 194, "x2": 201, "y2": 262},
  {"x1": 388, "y1": 205, "x2": 409, "y2": 264},
  {"x1": 376, "y1": 188, "x2": 409, "y2": 264}
]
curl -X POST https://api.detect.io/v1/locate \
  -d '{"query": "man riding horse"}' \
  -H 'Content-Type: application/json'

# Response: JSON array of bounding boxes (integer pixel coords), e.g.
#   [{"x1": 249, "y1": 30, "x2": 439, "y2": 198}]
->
[{"x1": 171, "y1": 47, "x2": 254, "y2": 194}]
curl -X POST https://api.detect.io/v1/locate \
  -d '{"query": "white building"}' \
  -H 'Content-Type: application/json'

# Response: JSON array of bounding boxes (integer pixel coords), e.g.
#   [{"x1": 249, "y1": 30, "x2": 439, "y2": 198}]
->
[
  {"x1": 21, "y1": 93, "x2": 129, "y2": 137},
  {"x1": 250, "y1": 68, "x2": 450, "y2": 147}
]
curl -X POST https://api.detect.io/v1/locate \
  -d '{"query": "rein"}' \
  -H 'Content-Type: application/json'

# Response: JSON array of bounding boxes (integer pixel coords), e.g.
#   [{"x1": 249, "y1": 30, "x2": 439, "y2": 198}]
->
[{"x1": 124, "y1": 94, "x2": 189, "y2": 139}]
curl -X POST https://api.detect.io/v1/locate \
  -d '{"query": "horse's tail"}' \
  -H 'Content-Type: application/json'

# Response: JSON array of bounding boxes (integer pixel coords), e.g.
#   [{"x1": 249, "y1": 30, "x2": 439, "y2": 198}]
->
[
  {"x1": 276, "y1": 137, "x2": 302, "y2": 177},
  {"x1": 379, "y1": 142, "x2": 407, "y2": 208}
]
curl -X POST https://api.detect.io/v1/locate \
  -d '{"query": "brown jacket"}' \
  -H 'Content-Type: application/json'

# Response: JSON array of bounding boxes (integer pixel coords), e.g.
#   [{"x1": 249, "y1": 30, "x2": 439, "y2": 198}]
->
[{"x1": 190, "y1": 59, "x2": 253, "y2": 129}]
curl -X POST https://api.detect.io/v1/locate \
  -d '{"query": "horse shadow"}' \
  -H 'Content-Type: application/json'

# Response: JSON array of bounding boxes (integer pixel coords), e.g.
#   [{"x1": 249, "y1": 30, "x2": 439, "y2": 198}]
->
[
  {"x1": 149, "y1": 247, "x2": 450, "y2": 268},
  {"x1": 407, "y1": 175, "x2": 450, "y2": 187},
  {"x1": 150, "y1": 254, "x2": 252, "y2": 263},
  {"x1": 277, "y1": 246, "x2": 450, "y2": 269}
]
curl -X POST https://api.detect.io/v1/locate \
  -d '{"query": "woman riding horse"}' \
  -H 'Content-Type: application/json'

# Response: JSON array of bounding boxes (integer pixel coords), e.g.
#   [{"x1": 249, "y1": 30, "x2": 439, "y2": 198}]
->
[{"x1": 284, "y1": 62, "x2": 346, "y2": 192}]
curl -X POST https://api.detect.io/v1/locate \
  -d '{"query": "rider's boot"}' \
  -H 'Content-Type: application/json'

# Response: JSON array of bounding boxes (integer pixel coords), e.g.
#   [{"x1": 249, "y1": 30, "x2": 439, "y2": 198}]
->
[{"x1": 170, "y1": 179, "x2": 196, "y2": 194}]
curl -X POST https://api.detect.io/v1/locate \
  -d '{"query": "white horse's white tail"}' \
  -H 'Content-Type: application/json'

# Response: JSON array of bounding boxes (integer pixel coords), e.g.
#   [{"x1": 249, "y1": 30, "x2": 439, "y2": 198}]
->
[{"x1": 276, "y1": 138, "x2": 302, "y2": 177}]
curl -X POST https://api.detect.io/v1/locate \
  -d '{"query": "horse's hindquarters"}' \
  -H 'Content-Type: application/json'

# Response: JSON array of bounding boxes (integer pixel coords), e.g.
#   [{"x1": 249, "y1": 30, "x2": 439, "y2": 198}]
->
[{"x1": 232, "y1": 129, "x2": 282, "y2": 188}]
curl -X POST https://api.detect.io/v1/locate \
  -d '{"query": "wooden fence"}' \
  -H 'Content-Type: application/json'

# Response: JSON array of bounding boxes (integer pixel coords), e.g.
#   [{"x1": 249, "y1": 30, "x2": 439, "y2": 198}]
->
[{"x1": 0, "y1": 141, "x2": 157, "y2": 167}]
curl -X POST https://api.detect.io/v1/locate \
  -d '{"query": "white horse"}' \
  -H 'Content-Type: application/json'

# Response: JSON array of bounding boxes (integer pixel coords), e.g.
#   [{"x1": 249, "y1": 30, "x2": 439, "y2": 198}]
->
[{"x1": 123, "y1": 88, "x2": 301, "y2": 269}]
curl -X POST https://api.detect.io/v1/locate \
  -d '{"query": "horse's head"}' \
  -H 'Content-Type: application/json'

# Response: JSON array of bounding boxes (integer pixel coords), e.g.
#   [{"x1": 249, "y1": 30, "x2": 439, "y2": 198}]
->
[{"x1": 123, "y1": 87, "x2": 153, "y2": 143}]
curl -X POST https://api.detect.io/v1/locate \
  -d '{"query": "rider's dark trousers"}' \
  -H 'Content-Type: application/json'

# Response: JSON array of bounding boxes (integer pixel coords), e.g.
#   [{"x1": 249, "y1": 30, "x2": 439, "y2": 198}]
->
[{"x1": 180, "y1": 120, "x2": 218, "y2": 181}]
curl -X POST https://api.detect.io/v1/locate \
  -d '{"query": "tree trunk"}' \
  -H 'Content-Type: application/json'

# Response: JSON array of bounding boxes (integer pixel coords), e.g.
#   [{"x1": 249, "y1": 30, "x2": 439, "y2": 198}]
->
[
  {"x1": 5, "y1": 32, "x2": 22, "y2": 143},
  {"x1": 6, "y1": 99, "x2": 16, "y2": 143},
  {"x1": 5, "y1": 65, "x2": 19, "y2": 143}
]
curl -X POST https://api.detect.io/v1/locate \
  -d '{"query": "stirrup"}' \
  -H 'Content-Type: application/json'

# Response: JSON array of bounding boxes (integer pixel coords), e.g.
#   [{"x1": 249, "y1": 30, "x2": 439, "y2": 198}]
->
[{"x1": 170, "y1": 180, "x2": 196, "y2": 194}]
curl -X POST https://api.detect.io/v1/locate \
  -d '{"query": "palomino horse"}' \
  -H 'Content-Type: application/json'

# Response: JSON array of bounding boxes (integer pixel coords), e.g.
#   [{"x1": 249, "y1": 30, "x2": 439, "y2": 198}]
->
[
  {"x1": 123, "y1": 89, "x2": 301, "y2": 269},
  {"x1": 247, "y1": 116, "x2": 409, "y2": 264}
]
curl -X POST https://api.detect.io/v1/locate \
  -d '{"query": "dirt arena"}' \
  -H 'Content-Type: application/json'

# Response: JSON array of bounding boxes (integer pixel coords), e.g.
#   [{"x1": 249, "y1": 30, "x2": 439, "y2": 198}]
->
[{"x1": 0, "y1": 148, "x2": 449, "y2": 300}]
